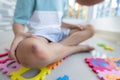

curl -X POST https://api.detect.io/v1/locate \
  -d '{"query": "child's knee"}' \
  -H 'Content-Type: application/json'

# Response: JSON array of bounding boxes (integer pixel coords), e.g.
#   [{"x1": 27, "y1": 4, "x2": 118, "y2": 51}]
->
[
  {"x1": 17, "y1": 46, "x2": 51, "y2": 68},
  {"x1": 86, "y1": 24, "x2": 95, "y2": 36},
  {"x1": 15, "y1": 38, "x2": 52, "y2": 68}
]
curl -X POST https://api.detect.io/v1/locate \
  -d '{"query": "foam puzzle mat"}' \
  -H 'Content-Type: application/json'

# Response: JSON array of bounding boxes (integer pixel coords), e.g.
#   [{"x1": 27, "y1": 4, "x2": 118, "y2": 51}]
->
[
  {"x1": 85, "y1": 58, "x2": 120, "y2": 80},
  {"x1": 0, "y1": 51, "x2": 64, "y2": 80},
  {"x1": 0, "y1": 37, "x2": 120, "y2": 80}
]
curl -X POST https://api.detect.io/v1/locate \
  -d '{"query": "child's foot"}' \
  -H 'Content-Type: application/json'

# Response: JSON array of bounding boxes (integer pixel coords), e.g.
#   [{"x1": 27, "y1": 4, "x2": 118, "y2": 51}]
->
[{"x1": 78, "y1": 45, "x2": 94, "y2": 52}]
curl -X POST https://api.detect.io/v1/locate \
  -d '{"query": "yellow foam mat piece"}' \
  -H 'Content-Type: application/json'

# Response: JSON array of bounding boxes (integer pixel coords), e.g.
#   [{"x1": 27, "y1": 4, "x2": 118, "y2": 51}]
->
[
  {"x1": 10, "y1": 67, "x2": 51, "y2": 80},
  {"x1": 104, "y1": 46, "x2": 114, "y2": 51}
]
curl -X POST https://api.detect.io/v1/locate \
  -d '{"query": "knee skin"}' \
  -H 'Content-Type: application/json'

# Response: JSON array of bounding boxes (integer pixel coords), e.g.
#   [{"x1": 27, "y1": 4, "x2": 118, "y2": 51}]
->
[{"x1": 15, "y1": 38, "x2": 51, "y2": 68}]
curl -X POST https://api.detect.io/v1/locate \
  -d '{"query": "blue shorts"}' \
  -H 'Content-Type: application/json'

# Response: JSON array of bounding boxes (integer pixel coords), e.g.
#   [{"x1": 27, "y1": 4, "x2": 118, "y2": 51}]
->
[{"x1": 31, "y1": 28, "x2": 70, "y2": 42}]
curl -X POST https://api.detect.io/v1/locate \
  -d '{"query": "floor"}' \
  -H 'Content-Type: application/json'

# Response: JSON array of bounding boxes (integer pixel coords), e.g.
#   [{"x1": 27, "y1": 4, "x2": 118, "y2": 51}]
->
[{"x1": 0, "y1": 30, "x2": 120, "y2": 80}]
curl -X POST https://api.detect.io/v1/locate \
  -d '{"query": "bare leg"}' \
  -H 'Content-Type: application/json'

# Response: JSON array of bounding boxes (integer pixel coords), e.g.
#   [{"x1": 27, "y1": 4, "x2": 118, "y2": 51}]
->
[
  {"x1": 16, "y1": 25, "x2": 95, "y2": 68},
  {"x1": 60, "y1": 24, "x2": 95, "y2": 46},
  {"x1": 45, "y1": 24, "x2": 95, "y2": 66},
  {"x1": 16, "y1": 37, "x2": 93, "y2": 68},
  {"x1": 35, "y1": 42, "x2": 94, "y2": 68}
]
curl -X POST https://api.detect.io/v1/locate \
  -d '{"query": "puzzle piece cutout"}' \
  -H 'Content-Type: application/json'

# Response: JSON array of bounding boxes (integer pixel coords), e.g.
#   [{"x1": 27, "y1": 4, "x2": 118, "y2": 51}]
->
[
  {"x1": 57, "y1": 75, "x2": 69, "y2": 80},
  {"x1": 0, "y1": 49, "x2": 64, "y2": 80},
  {"x1": 104, "y1": 46, "x2": 114, "y2": 51},
  {"x1": 0, "y1": 59, "x2": 21, "y2": 76},
  {"x1": 97, "y1": 70, "x2": 120, "y2": 80},
  {"x1": 97, "y1": 43, "x2": 114, "y2": 51},
  {"x1": 105, "y1": 58, "x2": 120, "y2": 70},
  {"x1": 0, "y1": 52, "x2": 11, "y2": 63},
  {"x1": 97, "y1": 43, "x2": 106, "y2": 47},
  {"x1": 47, "y1": 59, "x2": 63, "y2": 70},
  {"x1": 10, "y1": 67, "x2": 51, "y2": 80},
  {"x1": 85, "y1": 58, "x2": 115, "y2": 73}
]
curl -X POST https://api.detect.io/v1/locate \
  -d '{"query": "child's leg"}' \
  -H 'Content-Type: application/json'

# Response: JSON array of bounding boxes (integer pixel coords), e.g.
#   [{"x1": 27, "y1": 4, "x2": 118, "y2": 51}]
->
[
  {"x1": 34, "y1": 42, "x2": 93, "y2": 68},
  {"x1": 16, "y1": 37, "x2": 93, "y2": 68},
  {"x1": 60, "y1": 24, "x2": 95, "y2": 46}
]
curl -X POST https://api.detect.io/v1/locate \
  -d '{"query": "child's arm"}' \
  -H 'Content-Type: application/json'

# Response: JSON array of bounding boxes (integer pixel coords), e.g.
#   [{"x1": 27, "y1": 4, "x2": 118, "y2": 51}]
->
[
  {"x1": 12, "y1": 23, "x2": 25, "y2": 36},
  {"x1": 9, "y1": 23, "x2": 25, "y2": 59},
  {"x1": 9, "y1": 0, "x2": 35, "y2": 59},
  {"x1": 61, "y1": 22, "x2": 85, "y2": 30},
  {"x1": 9, "y1": 23, "x2": 36, "y2": 59}
]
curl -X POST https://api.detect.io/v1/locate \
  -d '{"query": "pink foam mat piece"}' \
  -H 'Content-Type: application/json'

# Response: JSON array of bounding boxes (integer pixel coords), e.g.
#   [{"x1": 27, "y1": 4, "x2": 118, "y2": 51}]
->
[
  {"x1": 0, "y1": 52, "x2": 9, "y2": 57},
  {"x1": 97, "y1": 70, "x2": 120, "y2": 80},
  {"x1": 0, "y1": 59, "x2": 21, "y2": 76},
  {"x1": 0, "y1": 52, "x2": 11, "y2": 63},
  {"x1": 85, "y1": 58, "x2": 116, "y2": 73}
]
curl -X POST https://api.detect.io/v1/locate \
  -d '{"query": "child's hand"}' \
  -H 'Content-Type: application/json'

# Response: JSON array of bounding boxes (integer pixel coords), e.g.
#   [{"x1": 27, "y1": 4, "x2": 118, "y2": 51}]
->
[
  {"x1": 74, "y1": 24, "x2": 85, "y2": 31},
  {"x1": 9, "y1": 32, "x2": 37, "y2": 60}
]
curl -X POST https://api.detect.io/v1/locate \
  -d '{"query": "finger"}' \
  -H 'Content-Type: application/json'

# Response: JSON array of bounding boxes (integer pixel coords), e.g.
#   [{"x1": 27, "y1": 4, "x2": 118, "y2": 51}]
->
[
  {"x1": 10, "y1": 38, "x2": 21, "y2": 56},
  {"x1": 8, "y1": 52, "x2": 16, "y2": 60},
  {"x1": 80, "y1": 25, "x2": 86, "y2": 30},
  {"x1": 31, "y1": 35, "x2": 38, "y2": 38},
  {"x1": 78, "y1": 26, "x2": 84, "y2": 30},
  {"x1": 25, "y1": 33, "x2": 38, "y2": 38},
  {"x1": 25, "y1": 33, "x2": 35, "y2": 37},
  {"x1": 80, "y1": 26, "x2": 84, "y2": 30},
  {"x1": 24, "y1": 33, "x2": 32, "y2": 37},
  {"x1": 10, "y1": 47, "x2": 16, "y2": 59}
]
